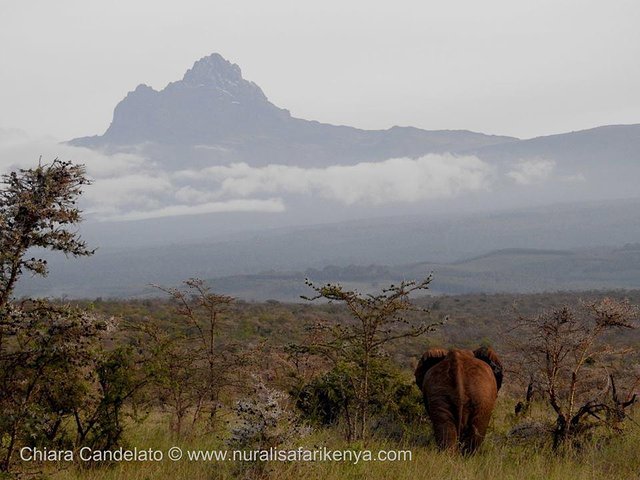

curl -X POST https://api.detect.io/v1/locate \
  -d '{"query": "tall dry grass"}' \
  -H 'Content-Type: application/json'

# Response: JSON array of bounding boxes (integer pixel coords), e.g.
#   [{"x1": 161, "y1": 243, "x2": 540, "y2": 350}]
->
[{"x1": 37, "y1": 399, "x2": 640, "y2": 480}]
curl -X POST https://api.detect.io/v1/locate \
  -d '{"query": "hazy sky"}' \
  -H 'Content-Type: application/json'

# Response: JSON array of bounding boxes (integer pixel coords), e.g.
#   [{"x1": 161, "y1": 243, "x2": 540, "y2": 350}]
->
[{"x1": 1, "y1": 0, "x2": 639, "y2": 141}]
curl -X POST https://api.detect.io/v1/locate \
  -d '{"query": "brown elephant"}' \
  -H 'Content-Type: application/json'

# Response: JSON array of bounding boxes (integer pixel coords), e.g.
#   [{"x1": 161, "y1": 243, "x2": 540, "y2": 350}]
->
[{"x1": 414, "y1": 346, "x2": 503, "y2": 453}]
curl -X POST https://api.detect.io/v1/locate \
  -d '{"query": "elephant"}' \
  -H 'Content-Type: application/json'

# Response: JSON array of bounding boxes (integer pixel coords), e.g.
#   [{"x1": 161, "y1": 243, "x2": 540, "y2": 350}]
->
[{"x1": 414, "y1": 346, "x2": 503, "y2": 453}]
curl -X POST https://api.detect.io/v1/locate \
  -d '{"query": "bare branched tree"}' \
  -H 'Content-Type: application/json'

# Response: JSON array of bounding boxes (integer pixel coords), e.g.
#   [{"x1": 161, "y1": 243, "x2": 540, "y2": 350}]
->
[
  {"x1": 507, "y1": 297, "x2": 639, "y2": 450},
  {"x1": 150, "y1": 279, "x2": 250, "y2": 434}
]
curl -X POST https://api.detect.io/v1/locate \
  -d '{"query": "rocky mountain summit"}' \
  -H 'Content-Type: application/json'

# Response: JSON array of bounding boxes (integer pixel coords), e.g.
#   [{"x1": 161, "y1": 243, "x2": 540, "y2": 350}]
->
[
  {"x1": 69, "y1": 53, "x2": 516, "y2": 167},
  {"x1": 72, "y1": 54, "x2": 289, "y2": 148}
]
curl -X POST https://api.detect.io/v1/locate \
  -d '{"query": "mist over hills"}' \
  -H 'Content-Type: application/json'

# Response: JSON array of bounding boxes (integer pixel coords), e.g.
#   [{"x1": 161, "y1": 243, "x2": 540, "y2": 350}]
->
[
  {"x1": 66, "y1": 53, "x2": 640, "y2": 220},
  {"x1": 12, "y1": 52, "x2": 640, "y2": 299}
]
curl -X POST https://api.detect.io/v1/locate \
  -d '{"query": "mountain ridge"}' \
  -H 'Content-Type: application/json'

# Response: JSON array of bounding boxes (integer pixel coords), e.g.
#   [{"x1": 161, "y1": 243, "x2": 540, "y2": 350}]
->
[
  {"x1": 68, "y1": 52, "x2": 639, "y2": 192},
  {"x1": 68, "y1": 53, "x2": 517, "y2": 167}
]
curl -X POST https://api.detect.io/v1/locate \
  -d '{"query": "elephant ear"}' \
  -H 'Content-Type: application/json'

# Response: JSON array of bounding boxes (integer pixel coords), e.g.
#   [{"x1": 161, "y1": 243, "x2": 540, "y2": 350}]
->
[
  {"x1": 473, "y1": 346, "x2": 503, "y2": 391},
  {"x1": 415, "y1": 348, "x2": 448, "y2": 387}
]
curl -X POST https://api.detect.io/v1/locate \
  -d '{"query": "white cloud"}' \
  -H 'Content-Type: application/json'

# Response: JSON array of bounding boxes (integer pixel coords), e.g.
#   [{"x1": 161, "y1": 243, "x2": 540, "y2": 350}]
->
[
  {"x1": 173, "y1": 185, "x2": 223, "y2": 204},
  {"x1": 177, "y1": 154, "x2": 492, "y2": 205},
  {"x1": 0, "y1": 129, "x2": 150, "y2": 179},
  {"x1": 104, "y1": 198, "x2": 285, "y2": 221},
  {"x1": 82, "y1": 174, "x2": 172, "y2": 214},
  {"x1": 0, "y1": 129, "x2": 171, "y2": 219},
  {"x1": 562, "y1": 173, "x2": 587, "y2": 183},
  {"x1": 506, "y1": 159, "x2": 555, "y2": 185},
  {"x1": 0, "y1": 129, "x2": 493, "y2": 221}
]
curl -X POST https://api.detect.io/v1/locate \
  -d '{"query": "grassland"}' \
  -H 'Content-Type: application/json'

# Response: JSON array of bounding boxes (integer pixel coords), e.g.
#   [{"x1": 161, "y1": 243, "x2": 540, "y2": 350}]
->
[
  {"x1": 38, "y1": 398, "x2": 640, "y2": 480},
  {"x1": 9, "y1": 289, "x2": 640, "y2": 479}
]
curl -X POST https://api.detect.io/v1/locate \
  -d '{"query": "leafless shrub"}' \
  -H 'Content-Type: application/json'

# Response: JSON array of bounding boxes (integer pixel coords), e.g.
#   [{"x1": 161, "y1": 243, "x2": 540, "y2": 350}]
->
[{"x1": 506, "y1": 297, "x2": 639, "y2": 450}]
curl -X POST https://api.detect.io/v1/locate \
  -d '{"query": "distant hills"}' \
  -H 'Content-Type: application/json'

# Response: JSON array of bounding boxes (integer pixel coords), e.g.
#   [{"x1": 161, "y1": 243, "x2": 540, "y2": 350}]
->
[
  {"x1": 18, "y1": 198, "x2": 640, "y2": 300},
  {"x1": 470, "y1": 123, "x2": 640, "y2": 200},
  {"x1": 200, "y1": 244, "x2": 640, "y2": 302},
  {"x1": 474, "y1": 123, "x2": 640, "y2": 168}
]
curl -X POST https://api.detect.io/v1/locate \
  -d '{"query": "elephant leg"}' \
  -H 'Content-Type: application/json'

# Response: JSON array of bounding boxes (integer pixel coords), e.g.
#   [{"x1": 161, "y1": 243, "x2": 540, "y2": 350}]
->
[
  {"x1": 427, "y1": 401, "x2": 458, "y2": 451},
  {"x1": 460, "y1": 425, "x2": 482, "y2": 454},
  {"x1": 461, "y1": 409, "x2": 492, "y2": 454},
  {"x1": 434, "y1": 420, "x2": 458, "y2": 450}
]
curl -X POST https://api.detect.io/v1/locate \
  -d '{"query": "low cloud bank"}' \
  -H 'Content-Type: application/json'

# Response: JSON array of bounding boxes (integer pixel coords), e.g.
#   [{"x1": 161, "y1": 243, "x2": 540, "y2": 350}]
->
[
  {"x1": 4, "y1": 129, "x2": 566, "y2": 221},
  {"x1": 506, "y1": 159, "x2": 555, "y2": 185},
  {"x1": 176, "y1": 154, "x2": 492, "y2": 205},
  {"x1": 104, "y1": 198, "x2": 285, "y2": 222}
]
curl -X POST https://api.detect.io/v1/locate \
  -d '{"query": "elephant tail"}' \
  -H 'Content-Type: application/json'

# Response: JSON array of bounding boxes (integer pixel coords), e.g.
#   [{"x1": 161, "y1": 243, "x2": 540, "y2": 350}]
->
[{"x1": 448, "y1": 350, "x2": 466, "y2": 441}]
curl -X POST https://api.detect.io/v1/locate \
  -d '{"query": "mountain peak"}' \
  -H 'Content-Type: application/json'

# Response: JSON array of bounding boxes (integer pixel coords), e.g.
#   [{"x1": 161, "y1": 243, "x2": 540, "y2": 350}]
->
[
  {"x1": 170, "y1": 52, "x2": 269, "y2": 105},
  {"x1": 182, "y1": 53, "x2": 243, "y2": 86},
  {"x1": 68, "y1": 53, "x2": 517, "y2": 159}
]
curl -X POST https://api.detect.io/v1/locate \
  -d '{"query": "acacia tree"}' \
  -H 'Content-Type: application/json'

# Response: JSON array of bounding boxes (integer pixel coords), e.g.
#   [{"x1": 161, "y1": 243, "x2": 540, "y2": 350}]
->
[
  {"x1": 508, "y1": 297, "x2": 639, "y2": 450},
  {"x1": 296, "y1": 276, "x2": 442, "y2": 441},
  {"x1": 0, "y1": 159, "x2": 97, "y2": 471},
  {"x1": 0, "y1": 159, "x2": 93, "y2": 307},
  {"x1": 149, "y1": 279, "x2": 250, "y2": 434}
]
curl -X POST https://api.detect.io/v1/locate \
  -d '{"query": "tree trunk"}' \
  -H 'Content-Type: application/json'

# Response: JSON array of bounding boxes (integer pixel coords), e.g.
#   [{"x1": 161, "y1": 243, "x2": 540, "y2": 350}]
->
[{"x1": 553, "y1": 414, "x2": 569, "y2": 451}]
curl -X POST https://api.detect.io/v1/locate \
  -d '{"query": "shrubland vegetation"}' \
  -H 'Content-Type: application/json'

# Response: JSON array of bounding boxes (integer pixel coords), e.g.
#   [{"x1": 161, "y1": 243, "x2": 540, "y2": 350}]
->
[
  {"x1": 2, "y1": 160, "x2": 640, "y2": 479},
  {"x1": 290, "y1": 277, "x2": 441, "y2": 441}
]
